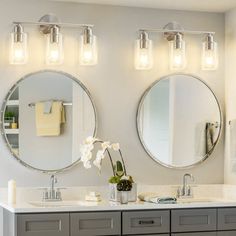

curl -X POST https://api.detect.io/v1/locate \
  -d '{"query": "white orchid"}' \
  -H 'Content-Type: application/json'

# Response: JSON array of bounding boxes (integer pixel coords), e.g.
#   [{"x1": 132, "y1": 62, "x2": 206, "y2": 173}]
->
[
  {"x1": 80, "y1": 141, "x2": 95, "y2": 169},
  {"x1": 83, "y1": 160, "x2": 92, "y2": 169},
  {"x1": 101, "y1": 141, "x2": 111, "y2": 150},
  {"x1": 84, "y1": 136, "x2": 97, "y2": 145},
  {"x1": 93, "y1": 157, "x2": 102, "y2": 170},
  {"x1": 112, "y1": 143, "x2": 120, "y2": 151},
  {"x1": 80, "y1": 137, "x2": 123, "y2": 173},
  {"x1": 96, "y1": 150, "x2": 105, "y2": 160}
]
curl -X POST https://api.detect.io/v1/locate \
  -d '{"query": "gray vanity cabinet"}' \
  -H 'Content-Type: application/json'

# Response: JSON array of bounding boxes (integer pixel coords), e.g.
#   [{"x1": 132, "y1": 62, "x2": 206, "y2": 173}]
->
[
  {"x1": 171, "y1": 233, "x2": 217, "y2": 236},
  {"x1": 218, "y1": 208, "x2": 236, "y2": 230},
  {"x1": 4, "y1": 207, "x2": 236, "y2": 236},
  {"x1": 70, "y1": 212, "x2": 121, "y2": 236},
  {"x1": 122, "y1": 210, "x2": 170, "y2": 235},
  {"x1": 171, "y1": 208, "x2": 217, "y2": 233},
  {"x1": 3, "y1": 210, "x2": 70, "y2": 236}
]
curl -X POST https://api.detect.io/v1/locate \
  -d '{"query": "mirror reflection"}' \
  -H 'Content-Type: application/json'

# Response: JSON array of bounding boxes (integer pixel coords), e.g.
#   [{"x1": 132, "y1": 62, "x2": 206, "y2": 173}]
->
[
  {"x1": 137, "y1": 74, "x2": 221, "y2": 168},
  {"x1": 1, "y1": 71, "x2": 96, "y2": 172}
]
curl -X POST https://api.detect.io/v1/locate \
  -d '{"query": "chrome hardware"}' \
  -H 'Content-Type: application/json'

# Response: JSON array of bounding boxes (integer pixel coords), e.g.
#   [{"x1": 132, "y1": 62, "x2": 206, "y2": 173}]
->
[
  {"x1": 177, "y1": 173, "x2": 195, "y2": 198},
  {"x1": 42, "y1": 175, "x2": 64, "y2": 201}
]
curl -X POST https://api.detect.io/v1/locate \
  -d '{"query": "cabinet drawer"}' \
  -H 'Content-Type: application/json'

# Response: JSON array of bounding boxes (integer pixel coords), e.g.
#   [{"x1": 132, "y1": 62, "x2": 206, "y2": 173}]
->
[
  {"x1": 218, "y1": 208, "x2": 236, "y2": 230},
  {"x1": 217, "y1": 231, "x2": 236, "y2": 236},
  {"x1": 171, "y1": 209, "x2": 217, "y2": 232},
  {"x1": 17, "y1": 213, "x2": 69, "y2": 236},
  {"x1": 122, "y1": 210, "x2": 170, "y2": 235},
  {"x1": 70, "y1": 211, "x2": 121, "y2": 236},
  {"x1": 171, "y1": 233, "x2": 216, "y2": 236}
]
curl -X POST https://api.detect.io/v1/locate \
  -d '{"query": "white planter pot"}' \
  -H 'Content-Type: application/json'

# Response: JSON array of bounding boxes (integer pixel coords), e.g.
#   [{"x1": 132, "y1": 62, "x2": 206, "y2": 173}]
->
[{"x1": 109, "y1": 183, "x2": 137, "y2": 202}]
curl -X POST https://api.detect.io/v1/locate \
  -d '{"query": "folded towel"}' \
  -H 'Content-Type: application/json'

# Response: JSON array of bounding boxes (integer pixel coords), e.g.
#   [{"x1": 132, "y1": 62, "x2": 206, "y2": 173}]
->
[
  {"x1": 138, "y1": 192, "x2": 177, "y2": 204},
  {"x1": 35, "y1": 101, "x2": 66, "y2": 136},
  {"x1": 206, "y1": 122, "x2": 215, "y2": 154}
]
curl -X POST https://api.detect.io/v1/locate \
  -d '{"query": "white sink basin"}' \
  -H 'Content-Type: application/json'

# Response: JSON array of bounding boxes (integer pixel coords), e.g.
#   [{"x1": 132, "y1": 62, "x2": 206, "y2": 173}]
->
[{"x1": 28, "y1": 200, "x2": 99, "y2": 207}]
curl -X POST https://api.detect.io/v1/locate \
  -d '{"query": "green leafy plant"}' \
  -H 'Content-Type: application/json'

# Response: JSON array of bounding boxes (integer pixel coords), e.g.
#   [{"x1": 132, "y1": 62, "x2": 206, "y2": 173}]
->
[
  {"x1": 109, "y1": 161, "x2": 125, "y2": 184},
  {"x1": 109, "y1": 176, "x2": 121, "y2": 184},
  {"x1": 4, "y1": 111, "x2": 15, "y2": 119},
  {"x1": 117, "y1": 179, "x2": 132, "y2": 191}
]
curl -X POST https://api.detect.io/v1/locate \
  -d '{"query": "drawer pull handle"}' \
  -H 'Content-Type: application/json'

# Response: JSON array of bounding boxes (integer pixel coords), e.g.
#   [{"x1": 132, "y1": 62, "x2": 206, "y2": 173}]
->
[{"x1": 139, "y1": 220, "x2": 155, "y2": 225}]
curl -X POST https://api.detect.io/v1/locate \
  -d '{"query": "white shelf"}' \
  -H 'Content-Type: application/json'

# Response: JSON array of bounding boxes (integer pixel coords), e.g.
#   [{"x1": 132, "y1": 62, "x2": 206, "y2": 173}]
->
[
  {"x1": 5, "y1": 129, "x2": 19, "y2": 134},
  {"x1": 6, "y1": 100, "x2": 19, "y2": 106}
]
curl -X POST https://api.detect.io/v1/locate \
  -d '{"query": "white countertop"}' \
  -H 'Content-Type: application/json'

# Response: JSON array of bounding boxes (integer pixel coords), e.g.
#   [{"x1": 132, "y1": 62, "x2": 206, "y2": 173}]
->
[
  {"x1": 2, "y1": 199, "x2": 236, "y2": 213},
  {"x1": 1, "y1": 184, "x2": 236, "y2": 213}
]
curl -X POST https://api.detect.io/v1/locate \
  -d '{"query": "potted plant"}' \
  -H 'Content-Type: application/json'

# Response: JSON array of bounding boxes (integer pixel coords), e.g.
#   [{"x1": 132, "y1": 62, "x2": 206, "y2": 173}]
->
[
  {"x1": 108, "y1": 161, "x2": 136, "y2": 202},
  {"x1": 116, "y1": 177, "x2": 133, "y2": 204},
  {"x1": 80, "y1": 137, "x2": 137, "y2": 203},
  {"x1": 4, "y1": 111, "x2": 15, "y2": 128}
]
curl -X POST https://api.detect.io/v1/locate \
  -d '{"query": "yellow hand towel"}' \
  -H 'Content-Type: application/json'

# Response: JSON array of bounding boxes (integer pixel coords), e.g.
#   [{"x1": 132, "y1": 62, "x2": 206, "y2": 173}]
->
[{"x1": 35, "y1": 101, "x2": 66, "y2": 136}]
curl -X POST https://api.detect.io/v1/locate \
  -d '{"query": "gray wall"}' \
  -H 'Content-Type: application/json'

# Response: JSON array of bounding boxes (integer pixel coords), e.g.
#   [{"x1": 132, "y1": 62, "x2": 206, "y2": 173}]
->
[{"x1": 0, "y1": 0, "x2": 225, "y2": 187}]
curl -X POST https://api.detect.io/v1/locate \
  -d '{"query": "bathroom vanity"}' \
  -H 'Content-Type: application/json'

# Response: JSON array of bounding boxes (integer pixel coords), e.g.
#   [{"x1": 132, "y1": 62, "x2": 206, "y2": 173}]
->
[
  {"x1": 0, "y1": 71, "x2": 226, "y2": 236},
  {"x1": 2, "y1": 199, "x2": 236, "y2": 236}
]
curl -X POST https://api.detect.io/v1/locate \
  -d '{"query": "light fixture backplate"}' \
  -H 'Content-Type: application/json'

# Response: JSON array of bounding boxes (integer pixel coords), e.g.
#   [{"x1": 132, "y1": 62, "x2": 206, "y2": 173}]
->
[
  {"x1": 163, "y1": 21, "x2": 184, "y2": 41},
  {"x1": 39, "y1": 14, "x2": 60, "y2": 34}
]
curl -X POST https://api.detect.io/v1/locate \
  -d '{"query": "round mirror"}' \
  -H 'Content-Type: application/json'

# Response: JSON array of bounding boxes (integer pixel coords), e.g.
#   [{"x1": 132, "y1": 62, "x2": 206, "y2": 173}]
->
[
  {"x1": 1, "y1": 70, "x2": 97, "y2": 173},
  {"x1": 137, "y1": 74, "x2": 222, "y2": 169}
]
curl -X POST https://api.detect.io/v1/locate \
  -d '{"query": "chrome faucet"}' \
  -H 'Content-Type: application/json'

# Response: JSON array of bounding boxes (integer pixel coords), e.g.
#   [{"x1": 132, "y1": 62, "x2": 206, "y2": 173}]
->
[
  {"x1": 42, "y1": 175, "x2": 63, "y2": 201},
  {"x1": 177, "y1": 173, "x2": 195, "y2": 198}
]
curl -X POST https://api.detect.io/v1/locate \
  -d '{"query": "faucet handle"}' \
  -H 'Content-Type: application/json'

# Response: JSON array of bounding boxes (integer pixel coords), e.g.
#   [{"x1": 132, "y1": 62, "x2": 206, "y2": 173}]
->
[
  {"x1": 186, "y1": 185, "x2": 194, "y2": 197},
  {"x1": 190, "y1": 174, "x2": 194, "y2": 182}
]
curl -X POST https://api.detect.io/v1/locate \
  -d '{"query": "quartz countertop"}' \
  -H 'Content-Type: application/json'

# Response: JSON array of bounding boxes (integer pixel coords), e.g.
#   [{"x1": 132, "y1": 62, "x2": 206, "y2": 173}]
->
[
  {"x1": 2, "y1": 198, "x2": 236, "y2": 213},
  {"x1": 1, "y1": 184, "x2": 236, "y2": 213}
]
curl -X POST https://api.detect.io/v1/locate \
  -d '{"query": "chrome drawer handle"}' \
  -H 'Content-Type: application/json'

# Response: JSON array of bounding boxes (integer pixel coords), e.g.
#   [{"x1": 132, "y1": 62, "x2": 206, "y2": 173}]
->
[{"x1": 138, "y1": 220, "x2": 154, "y2": 225}]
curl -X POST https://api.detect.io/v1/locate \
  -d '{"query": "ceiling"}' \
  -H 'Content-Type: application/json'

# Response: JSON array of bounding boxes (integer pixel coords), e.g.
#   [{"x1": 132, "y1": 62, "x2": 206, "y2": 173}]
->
[{"x1": 51, "y1": 0, "x2": 236, "y2": 12}]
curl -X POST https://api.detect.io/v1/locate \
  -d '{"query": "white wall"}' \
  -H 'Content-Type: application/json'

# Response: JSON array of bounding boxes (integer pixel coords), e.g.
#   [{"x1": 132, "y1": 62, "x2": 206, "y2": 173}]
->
[
  {"x1": 224, "y1": 8, "x2": 236, "y2": 183},
  {"x1": 0, "y1": 0, "x2": 225, "y2": 187}
]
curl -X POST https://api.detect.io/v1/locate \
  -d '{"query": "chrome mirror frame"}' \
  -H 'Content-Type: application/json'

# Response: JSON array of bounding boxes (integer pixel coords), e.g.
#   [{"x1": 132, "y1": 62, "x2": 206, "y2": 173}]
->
[
  {"x1": 136, "y1": 73, "x2": 223, "y2": 169},
  {"x1": 0, "y1": 70, "x2": 98, "y2": 174}
]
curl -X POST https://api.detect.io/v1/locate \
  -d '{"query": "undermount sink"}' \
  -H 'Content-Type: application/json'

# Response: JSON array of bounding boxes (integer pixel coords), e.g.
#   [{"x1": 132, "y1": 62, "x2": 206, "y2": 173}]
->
[{"x1": 28, "y1": 200, "x2": 99, "y2": 207}]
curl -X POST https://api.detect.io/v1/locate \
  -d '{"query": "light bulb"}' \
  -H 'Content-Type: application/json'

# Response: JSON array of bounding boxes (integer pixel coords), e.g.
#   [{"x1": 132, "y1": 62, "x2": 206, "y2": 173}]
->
[
  {"x1": 134, "y1": 31, "x2": 153, "y2": 70},
  {"x1": 10, "y1": 24, "x2": 28, "y2": 65},
  {"x1": 46, "y1": 25, "x2": 63, "y2": 65},
  {"x1": 169, "y1": 33, "x2": 186, "y2": 70},
  {"x1": 80, "y1": 27, "x2": 97, "y2": 65},
  {"x1": 202, "y1": 34, "x2": 218, "y2": 70}
]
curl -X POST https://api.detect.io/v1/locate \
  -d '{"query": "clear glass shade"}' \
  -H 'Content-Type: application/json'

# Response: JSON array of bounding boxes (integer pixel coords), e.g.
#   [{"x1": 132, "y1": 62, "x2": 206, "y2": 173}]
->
[
  {"x1": 80, "y1": 35, "x2": 98, "y2": 65},
  {"x1": 9, "y1": 33, "x2": 28, "y2": 65},
  {"x1": 46, "y1": 33, "x2": 64, "y2": 65},
  {"x1": 201, "y1": 41, "x2": 218, "y2": 70},
  {"x1": 134, "y1": 39, "x2": 153, "y2": 70},
  {"x1": 169, "y1": 40, "x2": 186, "y2": 70}
]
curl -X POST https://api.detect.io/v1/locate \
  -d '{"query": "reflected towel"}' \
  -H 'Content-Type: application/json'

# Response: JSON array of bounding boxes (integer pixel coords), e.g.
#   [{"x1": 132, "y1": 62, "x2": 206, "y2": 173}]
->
[
  {"x1": 35, "y1": 101, "x2": 66, "y2": 136},
  {"x1": 138, "y1": 192, "x2": 177, "y2": 204},
  {"x1": 206, "y1": 123, "x2": 217, "y2": 154},
  {"x1": 43, "y1": 101, "x2": 53, "y2": 114},
  {"x1": 230, "y1": 119, "x2": 236, "y2": 163}
]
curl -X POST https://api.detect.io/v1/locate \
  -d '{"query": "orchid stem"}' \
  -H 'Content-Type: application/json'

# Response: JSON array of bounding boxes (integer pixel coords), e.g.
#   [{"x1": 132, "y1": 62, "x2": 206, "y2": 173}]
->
[
  {"x1": 106, "y1": 149, "x2": 116, "y2": 176},
  {"x1": 118, "y1": 149, "x2": 127, "y2": 176}
]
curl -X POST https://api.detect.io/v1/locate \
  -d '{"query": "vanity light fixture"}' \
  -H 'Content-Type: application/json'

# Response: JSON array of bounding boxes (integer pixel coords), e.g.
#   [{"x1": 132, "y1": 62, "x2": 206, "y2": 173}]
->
[
  {"x1": 169, "y1": 32, "x2": 186, "y2": 70},
  {"x1": 80, "y1": 26, "x2": 98, "y2": 65},
  {"x1": 11, "y1": 14, "x2": 97, "y2": 66},
  {"x1": 10, "y1": 24, "x2": 28, "y2": 65},
  {"x1": 201, "y1": 33, "x2": 218, "y2": 70},
  {"x1": 134, "y1": 31, "x2": 153, "y2": 70},
  {"x1": 46, "y1": 25, "x2": 64, "y2": 65},
  {"x1": 135, "y1": 22, "x2": 217, "y2": 71}
]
